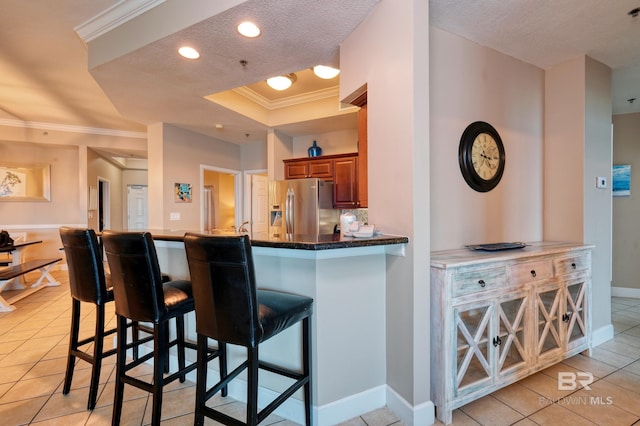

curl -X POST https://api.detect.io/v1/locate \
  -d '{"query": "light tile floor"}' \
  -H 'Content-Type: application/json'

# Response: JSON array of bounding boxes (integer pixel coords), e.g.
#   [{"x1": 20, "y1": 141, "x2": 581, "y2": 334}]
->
[{"x1": 0, "y1": 271, "x2": 639, "y2": 425}]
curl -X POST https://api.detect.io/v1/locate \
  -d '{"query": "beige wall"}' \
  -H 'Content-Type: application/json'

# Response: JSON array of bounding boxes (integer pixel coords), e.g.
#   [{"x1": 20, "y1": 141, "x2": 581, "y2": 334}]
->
[
  {"x1": 241, "y1": 141, "x2": 267, "y2": 171},
  {"x1": 0, "y1": 142, "x2": 80, "y2": 260},
  {"x1": 148, "y1": 124, "x2": 241, "y2": 230},
  {"x1": 429, "y1": 28, "x2": 545, "y2": 250},
  {"x1": 544, "y1": 56, "x2": 613, "y2": 334},
  {"x1": 292, "y1": 129, "x2": 358, "y2": 157},
  {"x1": 0, "y1": 142, "x2": 79, "y2": 227},
  {"x1": 612, "y1": 112, "x2": 640, "y2": 290},
  {"x1": 341, "y1": 0, "x2": 431, "y2": 422}
]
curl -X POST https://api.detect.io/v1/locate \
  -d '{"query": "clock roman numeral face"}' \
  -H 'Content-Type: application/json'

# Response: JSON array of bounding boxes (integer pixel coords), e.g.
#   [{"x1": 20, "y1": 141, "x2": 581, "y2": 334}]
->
[{"x1": 471, "y1": 133, "x2": 500, "y2": 180}]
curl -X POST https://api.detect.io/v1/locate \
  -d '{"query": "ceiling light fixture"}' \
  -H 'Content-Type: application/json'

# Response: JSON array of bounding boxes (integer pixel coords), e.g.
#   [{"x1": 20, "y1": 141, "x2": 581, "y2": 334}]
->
[
  {"x1": 237, "y1": 21, "x2": 261, "y2": 38},
  {"x1": 313, "y1": 65, "x2": 340, "y2": 79},
  {"x1": 178, "y1": 46, "x2": 200, "y2": 59},
  {"x1": 266, "y1": 73, "x2": 297, "y2": 91}
]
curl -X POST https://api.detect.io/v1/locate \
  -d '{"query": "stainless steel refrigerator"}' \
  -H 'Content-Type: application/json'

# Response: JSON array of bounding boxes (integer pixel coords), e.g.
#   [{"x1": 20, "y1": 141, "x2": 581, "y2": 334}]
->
[{"x1": 268, "y1": 178, "x2": 339, "y2": 238}]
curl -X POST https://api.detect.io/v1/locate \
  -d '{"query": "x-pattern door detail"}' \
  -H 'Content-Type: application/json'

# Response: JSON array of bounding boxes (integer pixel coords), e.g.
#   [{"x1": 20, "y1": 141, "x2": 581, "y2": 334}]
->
[
  {"x1": 455, "y1": 304, "x2": 492, "y2": 390},
  {"x1": 496, "y1": 296, "x2": 527, "y2": 374},
  {"x1": 536, "y1": 288, "x2": 561, "y2": 356},
  {"x1": 566, "y1": 282, "x2": 586, "y2": 344}
]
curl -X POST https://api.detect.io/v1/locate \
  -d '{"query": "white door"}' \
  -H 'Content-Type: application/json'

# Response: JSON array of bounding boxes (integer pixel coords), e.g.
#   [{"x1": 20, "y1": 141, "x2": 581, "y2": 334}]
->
[
  {"x1": 251, "y1": 174, "x2": 269, "y2": 234},
  {"x1": 128, "y1": 185, "x2": 148, "y2": 230}
]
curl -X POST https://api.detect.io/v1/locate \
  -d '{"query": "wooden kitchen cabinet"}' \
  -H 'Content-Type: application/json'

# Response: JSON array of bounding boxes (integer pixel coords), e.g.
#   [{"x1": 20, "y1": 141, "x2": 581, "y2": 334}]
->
[
  {"x1": 430, "y1": 242, "x2": 592, "y2": 424},
  {"x1": 333, "y1": 155, "x2": 358, "y2": 208},
  {"x1": 283, "y1": 153, "x2": 360, "y2": 208},
  {"x1": 284, "y1": 157, "x2": 333, "y2": 179}
]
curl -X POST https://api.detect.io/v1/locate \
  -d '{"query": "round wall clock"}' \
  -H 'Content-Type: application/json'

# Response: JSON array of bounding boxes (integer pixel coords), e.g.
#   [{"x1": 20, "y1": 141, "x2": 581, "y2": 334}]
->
[{"x1": 458, "y1": 121, "x2": 505, "y2": 192}]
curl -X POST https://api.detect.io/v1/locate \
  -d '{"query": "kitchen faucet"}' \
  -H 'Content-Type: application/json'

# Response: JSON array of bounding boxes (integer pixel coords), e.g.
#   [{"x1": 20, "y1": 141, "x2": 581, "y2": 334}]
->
[{"x1": 238, "y1": 221, "x2": 250, "y2": 234}]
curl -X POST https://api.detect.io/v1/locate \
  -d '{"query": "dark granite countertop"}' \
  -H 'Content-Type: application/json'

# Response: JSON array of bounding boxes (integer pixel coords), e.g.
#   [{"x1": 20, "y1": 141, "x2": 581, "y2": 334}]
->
[{"x1": 114, "y1": 229, "x2": 408, "y2": 251}]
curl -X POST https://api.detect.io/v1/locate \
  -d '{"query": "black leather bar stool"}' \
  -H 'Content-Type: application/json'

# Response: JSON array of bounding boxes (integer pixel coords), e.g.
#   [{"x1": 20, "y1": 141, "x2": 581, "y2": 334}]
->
[
  {"x1": 59, "y1": 227, "x2": 153, "y2": 410},
  {"x1": 184, "y1": 233, "x2": 313, "y2": 426},
  {"x1": 102, "y1": 230, "x2": 226, "y2": 426}
]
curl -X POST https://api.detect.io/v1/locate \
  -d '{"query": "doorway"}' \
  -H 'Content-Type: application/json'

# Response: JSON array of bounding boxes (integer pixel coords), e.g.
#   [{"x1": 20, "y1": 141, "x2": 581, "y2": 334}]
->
[
  {"x1": 244, "y1": 171, "x2": 269, "y2": 235},
  {"x1": 98, "y1": 178, "x2": 110, "y2": 232},
  {"x1": 200, "y1": 166, "x2": 242, "y2": 232},
  {"x1": 127, "y1": 185, "x2": 148, "y2": 230}
]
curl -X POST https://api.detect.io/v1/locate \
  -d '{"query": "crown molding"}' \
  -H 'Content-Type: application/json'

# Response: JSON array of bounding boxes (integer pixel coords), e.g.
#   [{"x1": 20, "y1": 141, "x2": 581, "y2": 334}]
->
[
  {"x1": 75, "y1": 0, "x2": 166, "y2": 43},
  {"x1": 232, "y1": 86, "x2": 341, "y2": 110},
  {"x1": 0, "y1": 119, "x2": 146, "y2": 139}
]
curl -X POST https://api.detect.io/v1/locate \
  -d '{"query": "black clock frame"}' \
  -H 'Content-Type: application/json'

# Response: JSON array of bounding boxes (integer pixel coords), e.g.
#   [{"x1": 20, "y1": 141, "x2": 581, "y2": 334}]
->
[{"x1": 458, "y1": 121, "x2": 505, "y2": 192}]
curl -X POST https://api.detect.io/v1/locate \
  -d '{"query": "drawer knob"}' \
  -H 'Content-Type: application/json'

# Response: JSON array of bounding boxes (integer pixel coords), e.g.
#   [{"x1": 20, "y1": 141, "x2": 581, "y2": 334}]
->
[
  {"x1": 530, "y1": 270, "x2": 536, "y2": 278},
  {"x1": 562, "y1": 313, "x2": 571, "y2": 323},
  {"x1": 478, "y1": 279, "x2": 486, "y2": 288},
  {"x1": 571, "y1": 262, "x2": 577, "y2": 269},
  {"x1": 492, "y1": 336, "x2": 502, "y2": 347}
]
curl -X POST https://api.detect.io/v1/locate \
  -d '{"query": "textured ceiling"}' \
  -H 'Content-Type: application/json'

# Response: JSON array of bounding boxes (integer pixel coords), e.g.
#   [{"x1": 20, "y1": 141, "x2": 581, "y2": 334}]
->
[
  {"x1": 85, "y1": 0, "x2": 376, "y2": 145},
  {"x1": 430, "y1": 0, "x2": 640, "y2": 115},
  {"x1": 1, "y1": 0, "x2": 639, "y2": 160}
]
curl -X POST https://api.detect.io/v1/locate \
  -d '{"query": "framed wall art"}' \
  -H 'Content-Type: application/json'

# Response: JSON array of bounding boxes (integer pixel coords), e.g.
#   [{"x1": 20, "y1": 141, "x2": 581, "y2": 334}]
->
[
  {"x1": 174, "y1": 182, "x2": 192, "y2": 202},
  {"x1": 0, "y1": 163, "x2": 51, "y2": 201},
  {"x1": 613, "y1": 164, "x2": 631, "y2": 197}
]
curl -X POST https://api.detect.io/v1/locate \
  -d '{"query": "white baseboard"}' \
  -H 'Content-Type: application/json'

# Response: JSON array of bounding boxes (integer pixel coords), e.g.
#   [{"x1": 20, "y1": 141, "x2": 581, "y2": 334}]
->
[
  {"x1": 591, "y1": 323, "x2": 615, "y2": 347},
  {"x1": 315, "y1": 385, "x2": 386, "y2": 426},
  {"x1": 611, "y1": 286, "x2": 640, "y2": 299},
  {"x1": 146, "y1": 351, "x2": 389, "y2": 425},
  {"x1": 386, "y1": 386, "x2": 435, "y2": 426}
]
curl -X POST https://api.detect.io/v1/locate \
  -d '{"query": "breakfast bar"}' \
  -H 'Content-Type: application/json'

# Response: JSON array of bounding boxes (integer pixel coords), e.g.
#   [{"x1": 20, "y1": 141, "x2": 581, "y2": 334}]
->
[{"x1": 140, "y1": 230, "x2": 408, "y2": 425}]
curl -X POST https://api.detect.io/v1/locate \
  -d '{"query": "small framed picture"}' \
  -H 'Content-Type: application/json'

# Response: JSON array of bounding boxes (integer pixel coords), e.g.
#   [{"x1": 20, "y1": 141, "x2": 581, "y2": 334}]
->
[
  {"x1": 613, "y1": 165, "x2": 631, "y2": 197},
  {"x1": 174, "y1": 183, "x2": 192, "y2": 203}
]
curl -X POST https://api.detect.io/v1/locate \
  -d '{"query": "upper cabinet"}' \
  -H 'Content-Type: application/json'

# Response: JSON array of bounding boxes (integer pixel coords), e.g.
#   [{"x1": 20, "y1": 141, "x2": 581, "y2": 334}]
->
[
  {"x1": 282, "y1": 92, "x2": 368, "y2": 209},
  {"x1": 284, "y1": 157, "x2": 333, "y2": 179},
  {"x1": 283, "y1": 153, "x2": 359, "y2": 208},
  {"x1": 333, "y1": 155, "x2": 359, "y2": 208}
]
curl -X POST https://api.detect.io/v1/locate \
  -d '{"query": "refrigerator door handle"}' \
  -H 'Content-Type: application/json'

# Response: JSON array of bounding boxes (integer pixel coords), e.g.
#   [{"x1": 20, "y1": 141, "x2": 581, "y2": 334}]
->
[{"x1": 286, "y1": 188, "x2": 293, "y2": 235}]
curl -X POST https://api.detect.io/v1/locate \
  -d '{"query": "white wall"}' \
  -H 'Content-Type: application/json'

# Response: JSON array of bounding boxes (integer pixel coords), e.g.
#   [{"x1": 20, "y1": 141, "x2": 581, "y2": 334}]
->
[{"x1": 429, "y1": 28, "x2": 545, "y2": 250}]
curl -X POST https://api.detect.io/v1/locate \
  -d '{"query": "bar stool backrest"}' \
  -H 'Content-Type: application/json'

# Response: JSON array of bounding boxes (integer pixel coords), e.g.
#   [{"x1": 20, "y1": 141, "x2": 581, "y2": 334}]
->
[
  {"x1": 184, "y1": 233, "x2": 262, "y2": 348},
  {"x1": 102, "y1": 231, "x2": 166, "y2": 323},
  {"x1": 60, "y1": 227, "x2": 109, "y2": 305}
]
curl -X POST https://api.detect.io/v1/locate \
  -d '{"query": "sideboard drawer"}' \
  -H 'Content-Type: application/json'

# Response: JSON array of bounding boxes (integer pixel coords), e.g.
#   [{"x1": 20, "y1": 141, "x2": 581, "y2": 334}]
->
[
  {"x1": 510, "y1": 260, "x2": 553, "y2": 283},
  {"x1": 453, "y1": 268, "x2": 506, "y2": 297},
  {"x1": 554, "y1": 254, "x2": 588, "y2": 275}
]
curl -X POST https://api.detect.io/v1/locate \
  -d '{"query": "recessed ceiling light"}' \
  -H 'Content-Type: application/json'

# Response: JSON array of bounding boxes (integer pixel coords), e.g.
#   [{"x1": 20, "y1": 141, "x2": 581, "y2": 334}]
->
[
  {"x1": 237, "y1": 21, "x2": 261, "y2": 38},
  {"x1": 313, "y1": 65, "x2": 340, "y2": 79},
  {"x1": 178, "y1": 46, "x2": 200, "y2": 59}
]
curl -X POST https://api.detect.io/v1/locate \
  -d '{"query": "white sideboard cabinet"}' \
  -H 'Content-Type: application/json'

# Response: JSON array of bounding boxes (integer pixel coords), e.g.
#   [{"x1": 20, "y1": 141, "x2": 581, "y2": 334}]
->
[{"x1": 430, "y1": 241, "x2": 593, "y2": 424}]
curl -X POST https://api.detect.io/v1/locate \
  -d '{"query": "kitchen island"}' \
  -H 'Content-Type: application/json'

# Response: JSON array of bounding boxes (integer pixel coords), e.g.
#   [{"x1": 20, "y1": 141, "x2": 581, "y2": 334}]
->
[{"x1": 137, "y1": 230, "x2": 408, "y2": 426}]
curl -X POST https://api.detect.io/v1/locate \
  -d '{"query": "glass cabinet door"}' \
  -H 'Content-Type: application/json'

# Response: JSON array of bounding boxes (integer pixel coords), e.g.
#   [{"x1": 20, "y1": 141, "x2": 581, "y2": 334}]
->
[
  {"x1": 535, "y1": 286, "x2": 562, "y2": 358},
  {"x1": 454, "y1": 303, "x2": 493, "y2": 394},
  {"x1": 565, "y1": 281, "x2": 588, "y2": 347},
  {"x1": 496, "y1": 293, "x2": 528, "y2": 377}
]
